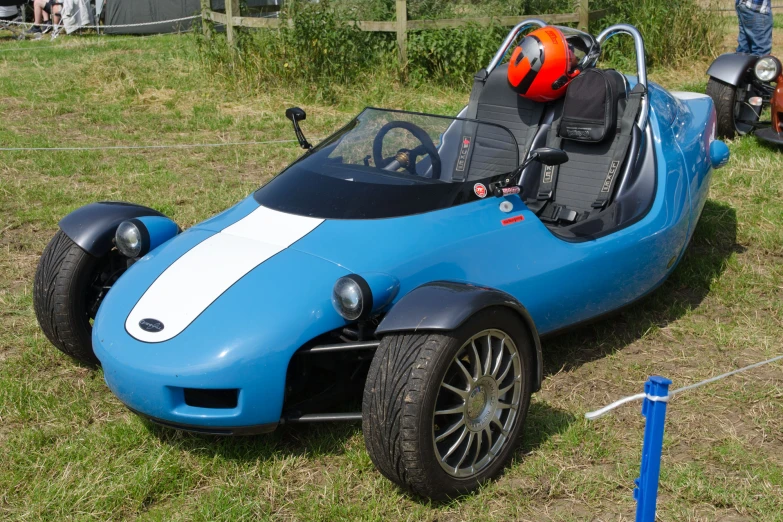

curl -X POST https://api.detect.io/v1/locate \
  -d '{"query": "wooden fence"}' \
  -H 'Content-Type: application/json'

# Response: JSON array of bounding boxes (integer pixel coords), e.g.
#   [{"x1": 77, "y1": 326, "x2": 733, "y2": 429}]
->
[{"x1": 200, "y1": 0, "x2": 614, "y2": 64}]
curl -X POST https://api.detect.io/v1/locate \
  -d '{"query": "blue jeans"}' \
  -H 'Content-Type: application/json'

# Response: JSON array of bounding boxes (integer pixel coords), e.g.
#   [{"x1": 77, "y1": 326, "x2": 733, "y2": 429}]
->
[{"x1": 736, "y1": 4, "x2": 773, "y2": 56}]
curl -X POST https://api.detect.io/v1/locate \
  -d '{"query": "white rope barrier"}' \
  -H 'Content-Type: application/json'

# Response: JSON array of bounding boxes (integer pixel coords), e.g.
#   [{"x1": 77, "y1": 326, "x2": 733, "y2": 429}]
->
[
  {"x1": 585, "y1": 393, "x2": 667, "y2": 420},
  {"x1": 585, "y1": 354, "x2": 783, "y2": 420},
  {"x1": 0, "y1": 139, "x2": 305, "y2": 152},
  {"x1": 0, "y1": 33, "x2": 176, "y2": 53},
  {"x1": 0, "y1": 15, "x2": 200, "y2": 30}
]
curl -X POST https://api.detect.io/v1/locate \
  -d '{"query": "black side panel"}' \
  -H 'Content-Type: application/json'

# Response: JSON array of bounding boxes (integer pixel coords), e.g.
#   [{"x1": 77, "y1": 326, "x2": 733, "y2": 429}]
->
[
  {"x1": 706, "y1": 53, "x2": 758, "y2": 87},
  {"x1": 58, "y1": 201, "x2": 165, "y2": 256},
  {"x1": 375, "y1": 281, "x2": 544, "y2": 391}
]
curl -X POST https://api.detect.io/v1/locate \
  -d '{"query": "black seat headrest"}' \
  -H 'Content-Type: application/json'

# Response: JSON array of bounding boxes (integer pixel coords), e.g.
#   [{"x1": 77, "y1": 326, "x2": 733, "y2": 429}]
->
[
  {"x1": 477, "y1": 63, "x2": 528, "y2": 108},
  {"x1": 559, "y1": 69, "x2": 627, "y2": 143}
]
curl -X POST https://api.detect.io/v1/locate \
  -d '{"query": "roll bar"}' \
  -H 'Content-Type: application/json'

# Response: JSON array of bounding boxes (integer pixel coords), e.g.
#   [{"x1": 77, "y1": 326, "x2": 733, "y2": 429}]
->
[
  {"x1": 597, "y1": 24, "x2": 649, "y2": 131},
  {"x1": 486, "y1": 20, "x2": 649, "y2": 132},
  {"x1": 486, "y1": 19, "x2": 546, "y2": 74}
]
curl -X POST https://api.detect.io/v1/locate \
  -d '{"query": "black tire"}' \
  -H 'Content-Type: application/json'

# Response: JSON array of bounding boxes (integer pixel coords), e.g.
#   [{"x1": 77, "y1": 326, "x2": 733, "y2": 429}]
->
[
  {"x1": 33, "y1": 230, "x2": 111, "y2": 366},
  {"x1": 707, "y1": 77, "x2": 743, "y2": 139},
  {"x1": 362, "y1": 307, "x2": 534, "y2": 500}
]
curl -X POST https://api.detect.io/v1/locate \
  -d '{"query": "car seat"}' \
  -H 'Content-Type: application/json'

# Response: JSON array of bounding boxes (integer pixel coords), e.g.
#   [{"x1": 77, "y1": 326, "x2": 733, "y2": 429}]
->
[
  {"x1": 525, "y1": 68, "x2": 645, "y2": 225},
  {"x1": 454, "y1": 64, "x2": 548, "y2": 181}
]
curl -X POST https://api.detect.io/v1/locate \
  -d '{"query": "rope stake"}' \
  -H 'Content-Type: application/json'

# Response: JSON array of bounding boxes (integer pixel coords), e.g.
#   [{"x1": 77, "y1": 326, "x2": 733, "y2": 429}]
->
[
  {"x1": 634, "y1": 376, "x2": 671, "y2": 522},
  {"x1": 585, "y1": 354, "x2": 782, "y2": 521}
]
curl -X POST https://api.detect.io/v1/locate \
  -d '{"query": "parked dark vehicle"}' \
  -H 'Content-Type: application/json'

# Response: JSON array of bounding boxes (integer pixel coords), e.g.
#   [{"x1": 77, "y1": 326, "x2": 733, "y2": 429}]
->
[{"x1": 707, "y1": 52, "x2": 783, "y2": 145}]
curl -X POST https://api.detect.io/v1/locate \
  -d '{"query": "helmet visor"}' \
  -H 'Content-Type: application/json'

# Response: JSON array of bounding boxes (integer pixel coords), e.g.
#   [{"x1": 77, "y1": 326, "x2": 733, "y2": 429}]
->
[{"x1": 557, "y1": 26, "x2": 600, "y2": 75}]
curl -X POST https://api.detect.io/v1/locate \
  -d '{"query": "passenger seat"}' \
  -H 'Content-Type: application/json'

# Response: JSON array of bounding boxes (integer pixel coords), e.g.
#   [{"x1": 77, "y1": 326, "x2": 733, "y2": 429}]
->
[{"x1": 526, "y1": 69, "x2": 645, "y2": 225}]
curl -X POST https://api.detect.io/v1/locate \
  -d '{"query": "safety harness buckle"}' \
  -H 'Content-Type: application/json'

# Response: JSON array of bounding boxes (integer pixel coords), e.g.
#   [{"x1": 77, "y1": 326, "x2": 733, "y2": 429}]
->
[
  {"x1": 540, "y1": 204, "x2": 579, "y2": 224},
  {"x1": 559, "y1": 208, "x2": 579, "y2": 223}
]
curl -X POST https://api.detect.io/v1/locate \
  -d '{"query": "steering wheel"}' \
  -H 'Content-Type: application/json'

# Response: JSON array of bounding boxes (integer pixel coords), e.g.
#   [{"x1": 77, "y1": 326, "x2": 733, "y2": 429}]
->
[{"x1": 372, "y1": 121, "x2": 442, "y2": 180}]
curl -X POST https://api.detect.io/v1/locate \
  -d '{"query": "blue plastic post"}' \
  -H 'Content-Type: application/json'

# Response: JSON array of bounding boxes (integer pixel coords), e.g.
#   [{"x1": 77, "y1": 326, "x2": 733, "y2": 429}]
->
[{"x1": 634, "y1": 375, "x2": 672, "y2": 522}]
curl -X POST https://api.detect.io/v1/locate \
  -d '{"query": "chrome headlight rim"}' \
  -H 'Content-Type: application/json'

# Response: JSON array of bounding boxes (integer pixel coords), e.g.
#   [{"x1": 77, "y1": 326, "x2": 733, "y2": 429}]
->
[
  {"x1": 114, "y1": 219, "x2": 149, "y2": 258},
  {"x1": 754, "y1": 56, "x2": 781, "y2": 82},
  {"x1": 332, "y1": 274, "x2": 373, "y2": 321}
]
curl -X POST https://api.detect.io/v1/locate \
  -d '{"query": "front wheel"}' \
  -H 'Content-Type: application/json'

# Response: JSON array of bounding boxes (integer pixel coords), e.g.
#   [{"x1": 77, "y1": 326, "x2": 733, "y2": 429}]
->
[
  {"x1": 33, "y1": 230, "x2": 127, "y2": 366},
  {"x1": 362, "y1": 307, "x2": 533, "y2": 500},
  {"x1": 707, "y1": 77, "x2": 759, "y2": 138}
]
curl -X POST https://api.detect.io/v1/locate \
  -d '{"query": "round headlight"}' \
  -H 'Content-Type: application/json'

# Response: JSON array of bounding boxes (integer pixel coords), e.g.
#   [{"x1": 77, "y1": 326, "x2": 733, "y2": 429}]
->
[
  {"x1": 332, "y1": 275, "x2": 373, "y2": 321},
  {"x1": 115, "y1": 220, "x2": 146, "y2": 258},
  {"x1": 754, "y1": 56, "x2": 781, "y2": 82}
]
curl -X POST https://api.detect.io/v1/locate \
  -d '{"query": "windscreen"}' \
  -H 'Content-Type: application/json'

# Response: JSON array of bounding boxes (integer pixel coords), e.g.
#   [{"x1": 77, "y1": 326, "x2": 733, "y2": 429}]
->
[{"x1": 254, "y1": 108, "x2": 520, "y2": 219}]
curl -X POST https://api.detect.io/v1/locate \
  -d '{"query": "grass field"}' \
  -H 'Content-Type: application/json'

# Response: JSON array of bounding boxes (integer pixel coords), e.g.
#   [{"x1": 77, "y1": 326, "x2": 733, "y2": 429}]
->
[{"x1": 0, "y1": 27, "x2": 782, "y2": 521}]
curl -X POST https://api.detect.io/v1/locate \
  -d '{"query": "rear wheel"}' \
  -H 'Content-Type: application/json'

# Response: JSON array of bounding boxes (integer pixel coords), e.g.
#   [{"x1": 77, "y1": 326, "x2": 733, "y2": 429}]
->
[
  {"x1": 33, "y1": 230, "x2": 127, "y2": 366},
  {"x1": 362, "y1": 307, "x2": 533, "y2": 500}
]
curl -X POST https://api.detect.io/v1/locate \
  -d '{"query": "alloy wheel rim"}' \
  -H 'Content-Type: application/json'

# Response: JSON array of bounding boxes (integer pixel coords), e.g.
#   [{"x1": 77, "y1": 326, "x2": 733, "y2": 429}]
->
[{"x1": 432, "y1": 329, "x2": 523, "y2": 478}]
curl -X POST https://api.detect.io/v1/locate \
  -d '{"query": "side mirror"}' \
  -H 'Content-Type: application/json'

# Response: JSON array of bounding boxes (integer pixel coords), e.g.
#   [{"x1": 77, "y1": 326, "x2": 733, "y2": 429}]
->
[
  {"x1": 285, "y1": 107, "x2": 307, "y2": 123},
  {"x1": 531, "y1": 147, "x2": 568, "y2": 166},
  {"x1": 285, "y1": 107, "x2": 312, "y2": 150}
]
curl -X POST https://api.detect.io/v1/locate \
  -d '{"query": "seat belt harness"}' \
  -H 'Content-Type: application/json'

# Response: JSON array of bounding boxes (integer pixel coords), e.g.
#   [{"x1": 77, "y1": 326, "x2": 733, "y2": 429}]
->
[
  {"x1": 592, "y1": 84, "x2": 645, "y2": 209},
  {"x1": 537, "y1": 116, "x2": 564, "y2": 200},
  {"x1": 466, "y1": 69, "x2": 489, "y2": 120},
  {"x1": 451, "y1": 69, "x2": 489, "y2": 182}
]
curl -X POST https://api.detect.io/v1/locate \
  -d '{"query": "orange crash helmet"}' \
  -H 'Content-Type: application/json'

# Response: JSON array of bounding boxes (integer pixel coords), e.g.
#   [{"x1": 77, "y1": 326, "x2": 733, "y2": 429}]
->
[{"x1": 507, "y1": 26, "x2": 594, "y2": 102}]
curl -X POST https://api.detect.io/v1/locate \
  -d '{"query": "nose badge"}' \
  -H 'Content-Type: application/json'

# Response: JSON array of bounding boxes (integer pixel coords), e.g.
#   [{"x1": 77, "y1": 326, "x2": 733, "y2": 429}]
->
[{"x1": 138, "y1": 318, "x2": 164, "y2": 332}]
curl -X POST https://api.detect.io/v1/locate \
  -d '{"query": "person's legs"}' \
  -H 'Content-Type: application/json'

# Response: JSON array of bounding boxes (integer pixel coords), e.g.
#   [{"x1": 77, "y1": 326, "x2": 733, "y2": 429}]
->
[
  {"x1": 51, "y1": 2, "x2": 61, "y2": 26},
  {"x1": 750, "y1": 10, "x2": 773, "y2": 55},
  {"x1": 736, "y1": 5, "x2": 751, "y2": 54},
  {"x1": 33, "y1": 0, "x2": 49, "y2": 24},
  {"x1": 25, "y1": 0, "x2": 45, "y2": 33},
  {"x1": 739, "y1": 4, "x2": 774, "y2": 56},
  {"x1": 33, "y1": 0, "x2": 42, "y2": 24}
]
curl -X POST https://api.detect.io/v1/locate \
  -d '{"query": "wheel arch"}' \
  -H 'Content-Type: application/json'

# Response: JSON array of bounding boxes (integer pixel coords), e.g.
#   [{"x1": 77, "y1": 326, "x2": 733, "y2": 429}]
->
[
  {"x1": 58, "y1": 201, "x2": 167, "y2": 256},
  {"x1": 375, "y1": 281, "x2": 544, "y2": 391},
  {"x1": 706, "y1": 53, "x2": 757, "y2": 87}
]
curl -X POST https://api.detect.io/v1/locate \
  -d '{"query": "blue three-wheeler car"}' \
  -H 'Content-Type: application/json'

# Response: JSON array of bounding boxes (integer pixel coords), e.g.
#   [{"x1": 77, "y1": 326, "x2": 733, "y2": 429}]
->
[{"x1": 33, "y1": 21, "x2": 729, "y2": 499}]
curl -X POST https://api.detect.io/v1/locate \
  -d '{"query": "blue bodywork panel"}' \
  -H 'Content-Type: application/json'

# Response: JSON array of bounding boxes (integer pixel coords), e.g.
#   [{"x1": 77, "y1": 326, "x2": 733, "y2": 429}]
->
[{"x1": 92, "y1": 81, "x2": 723, "y2": 431}]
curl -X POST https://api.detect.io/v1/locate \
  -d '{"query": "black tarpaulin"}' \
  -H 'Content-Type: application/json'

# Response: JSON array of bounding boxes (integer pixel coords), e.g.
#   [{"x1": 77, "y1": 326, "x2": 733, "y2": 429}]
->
[{"x1": 104, "y1": 0, "x2": 201, "y2": 35}]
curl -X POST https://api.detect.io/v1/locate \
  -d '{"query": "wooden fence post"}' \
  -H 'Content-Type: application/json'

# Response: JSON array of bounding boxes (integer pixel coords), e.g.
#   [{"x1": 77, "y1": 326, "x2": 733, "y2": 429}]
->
[
  {"x1": 226, "y1": 0, "x2": 240, "y2": 44},
  {"x1": 396, "y1": 0, "x2": 408, "y2": 68},
  {"x1": 578, "y1": 0, "x2": 589, "y2": 31},
  {"x1": 200, "y1": 0, "x2": 210, "y2": 37}
]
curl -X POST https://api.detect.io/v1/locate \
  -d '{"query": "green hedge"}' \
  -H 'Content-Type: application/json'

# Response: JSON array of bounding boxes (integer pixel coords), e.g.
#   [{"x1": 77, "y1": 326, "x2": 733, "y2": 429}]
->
[{"x1": 195, "y1": 0, "x2": 722, "y2": 97}]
